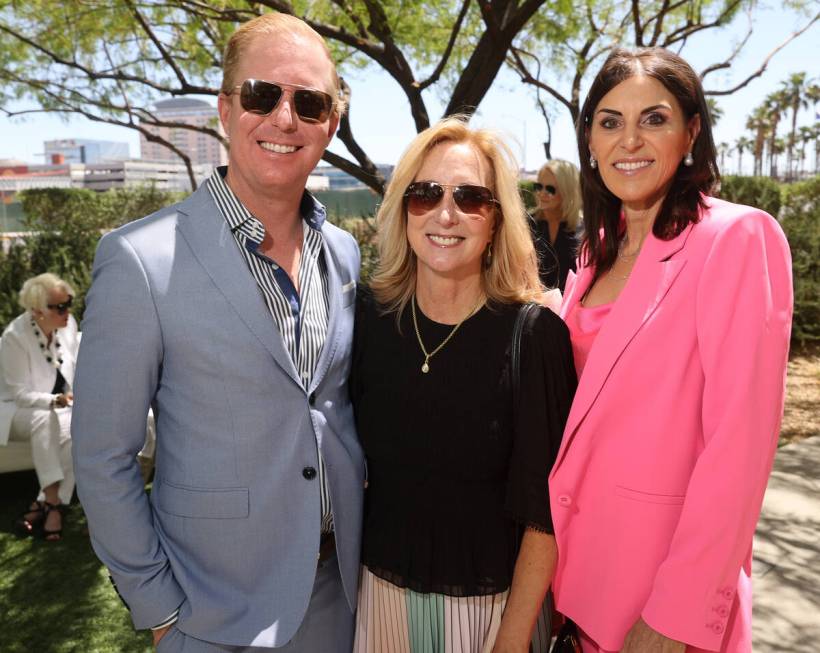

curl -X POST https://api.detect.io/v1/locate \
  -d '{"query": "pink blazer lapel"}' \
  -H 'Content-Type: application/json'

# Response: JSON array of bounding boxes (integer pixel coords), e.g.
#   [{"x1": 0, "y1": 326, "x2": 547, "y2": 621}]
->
[{"x1": 554, "y1": 225, "x2": 694, "y2": 470}]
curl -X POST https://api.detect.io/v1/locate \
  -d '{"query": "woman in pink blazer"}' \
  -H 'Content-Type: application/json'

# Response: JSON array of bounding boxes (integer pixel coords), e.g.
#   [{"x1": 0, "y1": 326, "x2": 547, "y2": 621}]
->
[{"x1": 550, "y1": 48, "x2": 793, "y2": 652}]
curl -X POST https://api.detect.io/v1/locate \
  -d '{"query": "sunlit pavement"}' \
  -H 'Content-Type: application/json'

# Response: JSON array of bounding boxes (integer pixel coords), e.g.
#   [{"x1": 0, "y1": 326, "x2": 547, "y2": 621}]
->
[{"x1": 753, "y1": 436, "x2": 820, "y2": 652}]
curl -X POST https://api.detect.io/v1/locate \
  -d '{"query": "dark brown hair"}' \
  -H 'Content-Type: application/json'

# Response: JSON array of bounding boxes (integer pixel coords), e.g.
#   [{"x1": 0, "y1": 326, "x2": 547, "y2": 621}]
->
[{"x1": 576, "y1": 47, "x2": 719, "y2": 274}]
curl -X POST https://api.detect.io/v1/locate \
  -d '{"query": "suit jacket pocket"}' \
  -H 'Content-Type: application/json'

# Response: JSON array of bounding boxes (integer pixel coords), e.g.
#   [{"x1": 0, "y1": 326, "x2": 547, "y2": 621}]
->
[
  {"x1": 615, "y1": 485, "x2": 685, "y2": 505},
  {"x1": 155, "y1": 480, "x2": 249, "y2": 519}
]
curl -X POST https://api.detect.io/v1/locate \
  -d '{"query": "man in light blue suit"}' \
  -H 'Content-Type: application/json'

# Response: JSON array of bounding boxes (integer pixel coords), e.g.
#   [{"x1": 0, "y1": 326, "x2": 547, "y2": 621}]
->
[{"x1": 72, "y1": 13, "x2": 364, "y2": 652}]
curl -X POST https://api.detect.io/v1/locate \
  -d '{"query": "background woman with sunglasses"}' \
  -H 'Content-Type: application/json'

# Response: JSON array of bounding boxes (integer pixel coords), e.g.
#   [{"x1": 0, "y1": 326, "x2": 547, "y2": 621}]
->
[
  {"x1": 530, "y1": 159, "x2": 582, "y2": 292},
  {"x1": 0, "y1": 273, "x2": 80, "y2": 541},
  {"x1": 350, "y1": 117, "x2": 576, "y2": 652}
]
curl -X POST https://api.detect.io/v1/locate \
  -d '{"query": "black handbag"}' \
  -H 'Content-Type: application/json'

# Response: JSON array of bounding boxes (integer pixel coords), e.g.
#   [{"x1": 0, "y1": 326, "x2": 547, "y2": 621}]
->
[
  {"x1": 550, "y1": 620, "x2": 581, "y2": 653},
  {"x1": 512, "y1": 303, "x2": 581, "y2": 653}
]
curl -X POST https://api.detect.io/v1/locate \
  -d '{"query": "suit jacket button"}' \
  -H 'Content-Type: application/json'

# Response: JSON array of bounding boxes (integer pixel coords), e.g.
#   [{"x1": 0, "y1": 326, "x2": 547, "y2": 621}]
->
[
  {"x1": 558, "y1": 495, "x2": 572, "y2": 507},
  {"x1": 713, "y1": 605, "x2": 729, "y2": 618},
  {"x1": 303, "y1": 466, "x2": 317, "y2": 480}
]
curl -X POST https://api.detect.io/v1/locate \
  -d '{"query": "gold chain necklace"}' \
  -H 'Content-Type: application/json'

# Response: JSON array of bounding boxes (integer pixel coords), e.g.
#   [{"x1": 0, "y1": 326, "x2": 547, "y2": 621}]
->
[{"x1": 411, "y1": 294, "x2": 483, "y2": 374}]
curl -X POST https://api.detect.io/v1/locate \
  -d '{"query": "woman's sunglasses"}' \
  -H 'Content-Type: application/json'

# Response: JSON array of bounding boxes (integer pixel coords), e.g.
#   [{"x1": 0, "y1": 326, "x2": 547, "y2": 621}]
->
[
  {"x1": 533, "y1": 183, "x2": 557, "y2": 195},
  {"x1": 403, "y1": 182, "x2": 499, "y2": 218},
  {"x1": 229, "y1": 79, "x2": 335, "y2": 124},
  {"x1": 47, "y1": 296, "x2": 73, "y2": 315}
]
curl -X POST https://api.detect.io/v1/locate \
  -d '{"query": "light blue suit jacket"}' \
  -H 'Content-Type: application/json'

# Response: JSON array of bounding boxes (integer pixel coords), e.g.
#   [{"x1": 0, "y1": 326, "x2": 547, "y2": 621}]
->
[{"x1": 72, "y1": 183, "x2": 364, "y2": 648}]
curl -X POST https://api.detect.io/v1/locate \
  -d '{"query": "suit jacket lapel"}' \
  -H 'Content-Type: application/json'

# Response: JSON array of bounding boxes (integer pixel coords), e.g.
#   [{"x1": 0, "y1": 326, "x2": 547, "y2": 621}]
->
[
  {"x1": 308, "y1": 235, "x2": 343, "y2": 394},
  {"x1": 175, "y1": 187, "x2": 302, "y2": 386},
  {"x1": 555, "y1": 225, "x2": 692, "y2": 469}
]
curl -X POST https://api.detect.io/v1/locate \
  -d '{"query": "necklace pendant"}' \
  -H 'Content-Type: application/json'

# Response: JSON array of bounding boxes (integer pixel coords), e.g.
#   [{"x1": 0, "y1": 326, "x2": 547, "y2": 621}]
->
[{"x1": 421, "y1": 361, "x2": 430, "y2": 373}]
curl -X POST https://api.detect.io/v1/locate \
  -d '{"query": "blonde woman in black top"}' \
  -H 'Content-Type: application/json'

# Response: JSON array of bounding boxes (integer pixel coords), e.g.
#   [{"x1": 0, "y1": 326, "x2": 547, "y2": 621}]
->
[
  {"x1": 530, "y1": 159, "x2": 582, "y2": 292},
  {"x1": 351, "y1": 117, "x2": 576, "y2": 652}
]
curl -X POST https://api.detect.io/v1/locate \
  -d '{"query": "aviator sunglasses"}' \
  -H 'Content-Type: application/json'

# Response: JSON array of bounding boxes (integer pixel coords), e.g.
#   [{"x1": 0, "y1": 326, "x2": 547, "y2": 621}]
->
[
  {"x1": 47, "y1": 295, "x2": 73, "y2": 315},
  {"x1": 532, "y1": 182, "x2": 557, "y2": 195},
  {"x1": 229, "y1": 79, "x2": 335, "y2": 124},
  {"x1": 404, "y1": 182, "x2": 499, "y2": 219}
]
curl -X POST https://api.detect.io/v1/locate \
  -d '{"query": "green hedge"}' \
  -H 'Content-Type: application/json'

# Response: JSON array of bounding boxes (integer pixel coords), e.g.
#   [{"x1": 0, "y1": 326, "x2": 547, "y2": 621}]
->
[
  {"x1": 718, "y1": 176, "x2": 782, "y2": 217},
  {"x1": 0, "y1": 186, "x2": 183, "y2": 329},
  {"x1": 781, "y1": 176, "x2": 820, "y2": 346}
]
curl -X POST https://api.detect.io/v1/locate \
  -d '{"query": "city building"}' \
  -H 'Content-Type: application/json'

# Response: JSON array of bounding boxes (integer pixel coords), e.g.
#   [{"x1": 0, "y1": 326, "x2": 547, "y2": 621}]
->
[
  {"x1": 140, "y1": 98, "x2": 228, "y2": 168},
  {"x1": 43, "y1": 138, "x2": 129, "y2": 165},
  {"x1": 311, "y1": 163, "x2": 393, "y2": 190},
  {"x1": 0, "y1": 160, "x2": 210, "y2": 199}
]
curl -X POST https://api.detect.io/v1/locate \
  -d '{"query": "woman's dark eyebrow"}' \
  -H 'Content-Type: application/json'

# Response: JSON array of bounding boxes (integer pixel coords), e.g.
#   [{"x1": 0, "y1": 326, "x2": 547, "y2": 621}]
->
[{"x1": 595, "y1": 104, "x2": 671, "y2": 117}]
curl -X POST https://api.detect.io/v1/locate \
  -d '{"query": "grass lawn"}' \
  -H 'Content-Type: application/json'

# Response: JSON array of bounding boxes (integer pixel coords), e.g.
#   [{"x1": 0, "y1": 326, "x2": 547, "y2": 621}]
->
[{"x1": 0, "y1": 470, "x2": 152, "y2": 653}]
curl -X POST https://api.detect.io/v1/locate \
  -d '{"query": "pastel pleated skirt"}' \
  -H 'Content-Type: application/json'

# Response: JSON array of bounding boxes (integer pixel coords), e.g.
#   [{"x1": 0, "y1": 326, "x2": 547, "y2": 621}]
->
[{"x1": 354, "y1": 566, "x2": 552, "y2": 653}]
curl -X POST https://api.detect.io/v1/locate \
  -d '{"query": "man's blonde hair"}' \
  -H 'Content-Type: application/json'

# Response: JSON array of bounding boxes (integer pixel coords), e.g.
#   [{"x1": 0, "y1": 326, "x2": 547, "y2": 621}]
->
[
  {"x1": 537, "y1": 159, "x2": 582, "y2": 229},
  {"x1": 220, "y1": 12, "x2": 346, "y2": 115},
  {"x1": 370, "y1": 116, "x2": 543, "y2": 318}
]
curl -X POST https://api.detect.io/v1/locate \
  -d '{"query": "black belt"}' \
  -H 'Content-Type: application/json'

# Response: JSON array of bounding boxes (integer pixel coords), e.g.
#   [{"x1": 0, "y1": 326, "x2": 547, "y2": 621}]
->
[{"x1": 318, "y1": 532, "x2": 335, "y2": 564}]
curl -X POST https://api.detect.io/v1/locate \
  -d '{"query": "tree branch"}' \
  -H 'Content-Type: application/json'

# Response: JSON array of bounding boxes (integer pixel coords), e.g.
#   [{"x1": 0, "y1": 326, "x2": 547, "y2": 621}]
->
[
  {"x1": 645, "y1": 0, "x2": 671, "y2": 46},
  {"x1": 508, "y1": 47, "x2": 574, "y2": 114},
  {"x1": 1, "y1": 74, "x2": 200, "y2": 189},
  {"x1": 630, "y1": 0, "x2": 644, "y2": 46},
  {"x1": 0, "y1": 21, "x2": 217, "y2": 96},
  {"x1": 662, "y1": 0, "x2": 743, "y2": 46},
  {"x1": 705, "y1": 13, "x2": 819, "y2": 96},
  {"x1": 332, "y1": 78, "x2": 385, "y2": 194},
  {"x1": 699, "y1": 9, "x2": 753, "y2": 79},
  {"x1": 419, "y1": 0, "x2": 471, "y2": 90},
  {"x1": 125, "y1": 0, "x2": 191, "y2": 90}
]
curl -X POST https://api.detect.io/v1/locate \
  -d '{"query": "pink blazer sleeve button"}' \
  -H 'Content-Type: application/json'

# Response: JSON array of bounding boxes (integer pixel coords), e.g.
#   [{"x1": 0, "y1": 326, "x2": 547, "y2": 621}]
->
[{"x1": 558, "y1": 495, "x2": 572, "y2": 507}]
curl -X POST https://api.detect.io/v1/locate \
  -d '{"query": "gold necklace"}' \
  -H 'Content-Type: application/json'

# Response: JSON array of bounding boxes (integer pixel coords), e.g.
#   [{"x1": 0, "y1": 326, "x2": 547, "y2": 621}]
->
[
  {"x1": 411, "y1": 294, "x2": 483, "y2": 374},
  {"x1": 611, "y1": 233, "x2": 647, "y2": 280}
]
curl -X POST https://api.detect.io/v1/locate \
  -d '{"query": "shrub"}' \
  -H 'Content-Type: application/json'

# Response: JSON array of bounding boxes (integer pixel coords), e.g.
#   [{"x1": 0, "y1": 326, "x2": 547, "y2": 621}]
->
[
  {"x1": 780, "y1": 176, "x2": 820, "y2": 347},
  {"x1": 718, "y1": 176, "x2": 782, "y2": 217},
  {"x1": 0, "y1": 186, "x2": 182, "y2": 329}
]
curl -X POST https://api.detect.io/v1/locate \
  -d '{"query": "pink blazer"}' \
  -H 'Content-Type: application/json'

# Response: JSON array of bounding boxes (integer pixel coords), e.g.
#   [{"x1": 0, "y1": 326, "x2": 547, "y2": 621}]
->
[{"x1": 549, "y1": 197, "x2": 793, "y2": 652}]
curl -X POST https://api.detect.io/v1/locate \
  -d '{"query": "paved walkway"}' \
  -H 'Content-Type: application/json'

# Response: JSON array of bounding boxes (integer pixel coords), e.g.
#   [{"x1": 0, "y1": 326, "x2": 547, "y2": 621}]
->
[{"x1": 753, "y1": 436, "x2": 820, "y2": 652}]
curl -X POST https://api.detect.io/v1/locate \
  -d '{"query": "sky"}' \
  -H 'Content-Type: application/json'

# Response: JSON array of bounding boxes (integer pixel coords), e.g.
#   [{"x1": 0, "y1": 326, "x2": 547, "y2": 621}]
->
[{"x1": 1, "y1": 4, "x2": 817, "y2": 177}]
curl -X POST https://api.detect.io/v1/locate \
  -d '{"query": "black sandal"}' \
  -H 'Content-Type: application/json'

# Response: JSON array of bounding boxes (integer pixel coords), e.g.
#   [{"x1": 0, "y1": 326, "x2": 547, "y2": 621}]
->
[
  {"x1": 14, "y1": 500, "x2": 46, "y2": 537},
  {"x1": 41, "y1": 502, "x2": 67, "y2": 542}
]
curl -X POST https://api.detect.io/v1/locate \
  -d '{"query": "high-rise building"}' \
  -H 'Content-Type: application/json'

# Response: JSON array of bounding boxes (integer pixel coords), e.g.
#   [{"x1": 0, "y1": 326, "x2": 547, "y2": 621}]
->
[
  {"x1": 43, "y1": 139, "x2": 129, "y2": 165},
  {"x1": 139, "y1": 98, "x2": 228, "y2": 168}
]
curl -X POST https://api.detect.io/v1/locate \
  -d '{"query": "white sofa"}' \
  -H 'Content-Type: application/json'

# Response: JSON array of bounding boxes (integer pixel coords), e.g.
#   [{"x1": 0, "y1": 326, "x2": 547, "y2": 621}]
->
[
  {"x1": 0, "y1": 439, "x2": 34, "y2": 474},
  {"x1": 0, "y1": 332, "x2": 156, "y2": 476}
]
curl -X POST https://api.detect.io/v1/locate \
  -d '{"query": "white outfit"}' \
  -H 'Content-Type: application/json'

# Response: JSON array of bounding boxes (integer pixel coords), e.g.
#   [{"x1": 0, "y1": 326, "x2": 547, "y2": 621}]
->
[{"x1": 0, "y1": 312, "x2": 79, "y2": 503}]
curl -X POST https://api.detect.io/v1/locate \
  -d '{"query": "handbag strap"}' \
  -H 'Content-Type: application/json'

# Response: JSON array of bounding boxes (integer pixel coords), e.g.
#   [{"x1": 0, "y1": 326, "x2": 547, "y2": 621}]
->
[{"x1": 511, "y1": 302, "x2": 539, "y2": 407}]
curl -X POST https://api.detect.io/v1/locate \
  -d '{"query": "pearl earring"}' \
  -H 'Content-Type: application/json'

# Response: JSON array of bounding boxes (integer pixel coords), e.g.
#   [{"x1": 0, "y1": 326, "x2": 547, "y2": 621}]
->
[
  {"x1": 589, "y1": 154, "x2": 597, "y2": 169},
  {"x1": 684, "y1": 152, "x2": 694, "y2": 167}
]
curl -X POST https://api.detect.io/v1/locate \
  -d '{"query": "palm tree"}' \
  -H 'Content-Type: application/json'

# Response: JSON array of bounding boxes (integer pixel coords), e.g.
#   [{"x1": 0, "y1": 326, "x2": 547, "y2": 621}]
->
[
  {"x1": 718, "y1": 141, "x2": 730, "y2": 172},
  {"x1": 771, "y1": 137, "x2": 787, "y2": 178},
  {"x1": 706, "y1": 98, "x2": 723, "y2": 128},
  {"x1": 763, "y1": 90, "x2": 788, "y2": 178},
  {"x1": 734, "y1": 136, "x2": 753, "y2": 175},
  {"x1": 746, "y1": 106, "x2": 770, "y2": 177},
  {"x1": 807, "y1": 84, "x2": 820, "y2": 173},
  {"x1": 779, "y1": 72, "x2": 811, "y2": 179},
  {"x1": 797, "y1": 126, "x2": 814, "y2": 176}
]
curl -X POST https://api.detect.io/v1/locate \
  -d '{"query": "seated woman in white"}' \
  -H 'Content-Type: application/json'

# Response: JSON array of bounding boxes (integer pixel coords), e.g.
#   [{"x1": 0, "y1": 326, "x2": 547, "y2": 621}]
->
[{"x1": 1, "y1": 273, "x2": 80, "y2": 541}]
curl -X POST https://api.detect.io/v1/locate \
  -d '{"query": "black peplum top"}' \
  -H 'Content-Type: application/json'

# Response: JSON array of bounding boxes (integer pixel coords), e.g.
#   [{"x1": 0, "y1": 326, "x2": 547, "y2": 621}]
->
[{"x1": 351, "y1": 288, "x2": 576, "y2": 596}]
